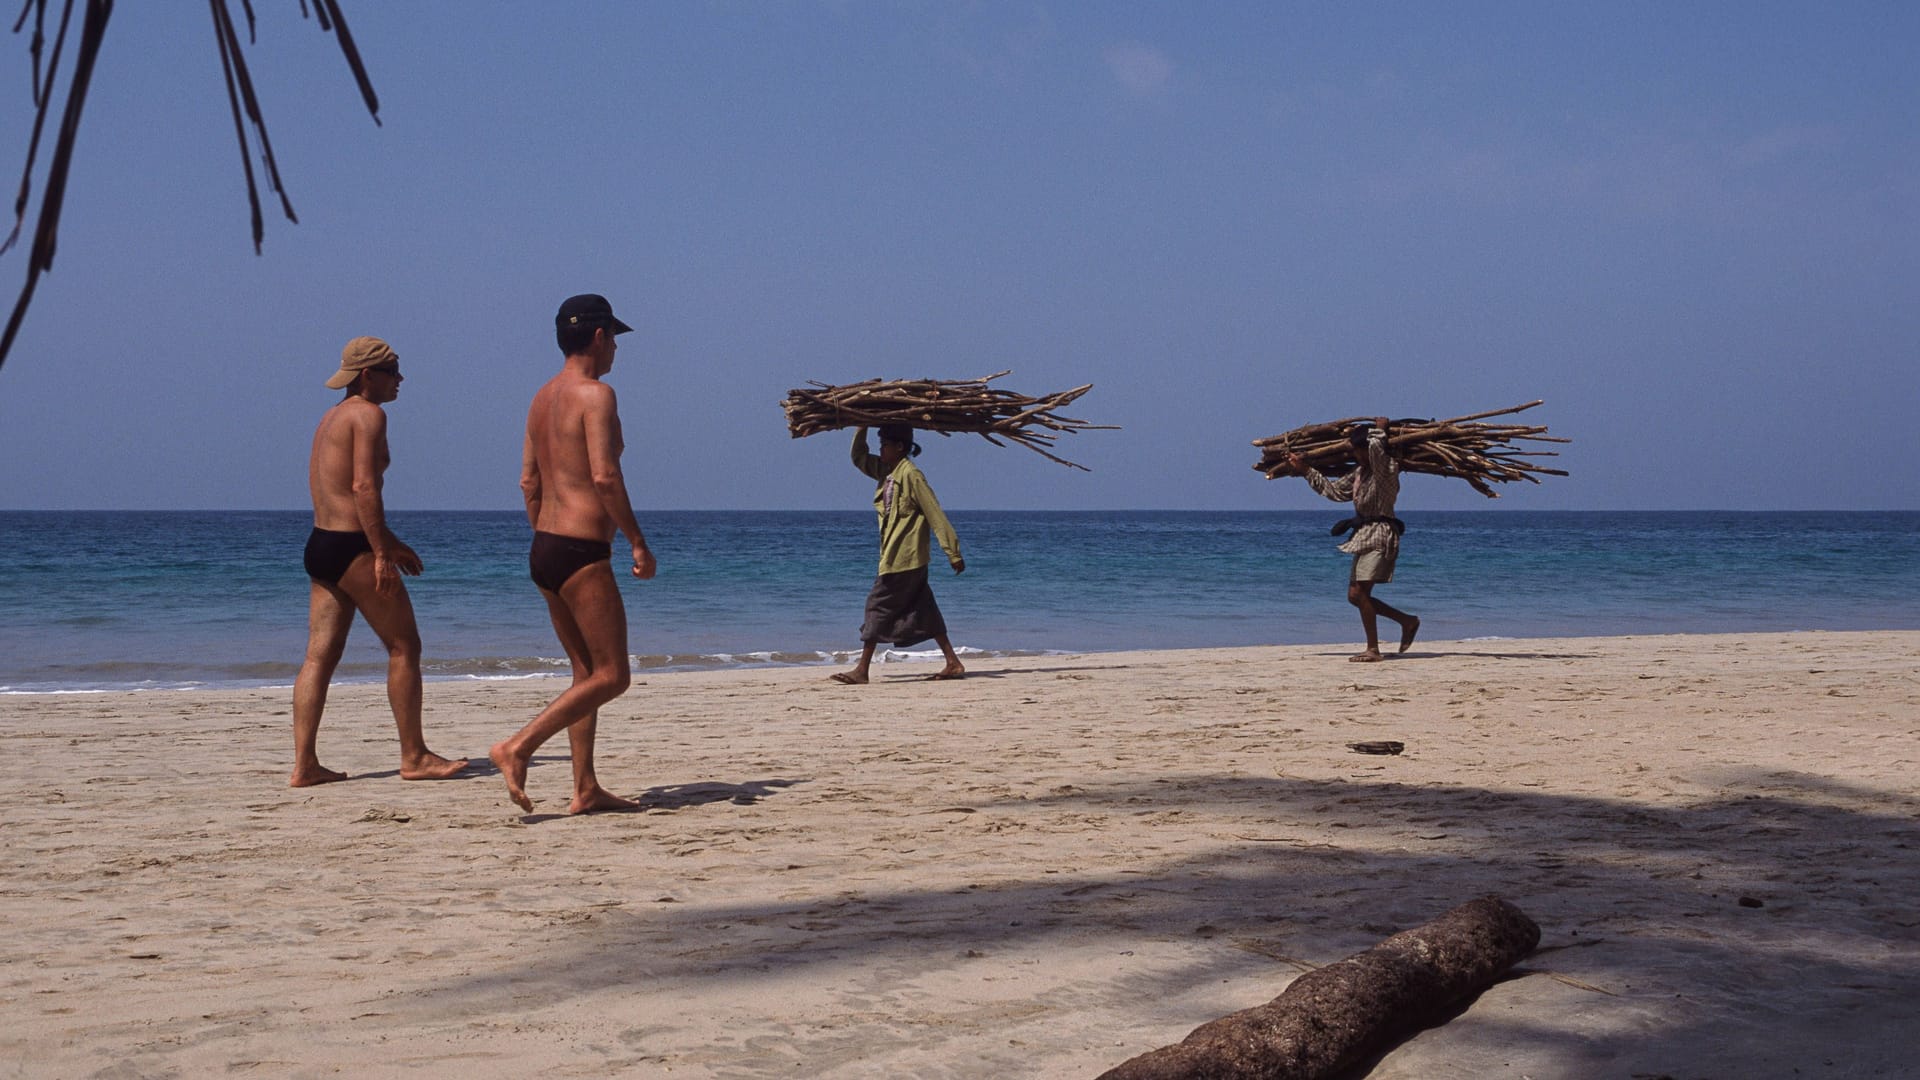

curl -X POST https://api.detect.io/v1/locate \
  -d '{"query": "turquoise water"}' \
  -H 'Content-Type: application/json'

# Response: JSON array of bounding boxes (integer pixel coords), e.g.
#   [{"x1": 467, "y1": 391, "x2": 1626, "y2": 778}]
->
[{"x1": 1, "y1": 510, "x2": 1915, "y2": 692}]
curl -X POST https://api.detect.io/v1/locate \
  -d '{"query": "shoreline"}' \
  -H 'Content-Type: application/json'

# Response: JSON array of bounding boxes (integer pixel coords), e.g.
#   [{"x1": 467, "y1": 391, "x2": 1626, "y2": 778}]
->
[
  {"x1": 4, "y1": 630, "x2": 1917, "y2": 1076},
  {"x1": 8, "y1": 625, "x2": 1920, "y2": 696},
  {"x1": 9, "y1": 510, "x2": 1919, "y2": 699}
]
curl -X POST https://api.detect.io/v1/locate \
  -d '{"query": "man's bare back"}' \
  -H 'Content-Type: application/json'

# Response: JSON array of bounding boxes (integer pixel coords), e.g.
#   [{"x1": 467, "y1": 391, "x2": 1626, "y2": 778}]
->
[
  {"x1": 309, "y1": 397, "x2": 386, "y2": 529},
  {"x1": 524, "y1": 372, "x2": 624, "y2": 543}
]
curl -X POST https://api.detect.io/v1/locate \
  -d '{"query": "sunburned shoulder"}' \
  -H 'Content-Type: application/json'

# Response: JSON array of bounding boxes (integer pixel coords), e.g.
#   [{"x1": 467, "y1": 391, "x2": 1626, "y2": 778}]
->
[
  {"x1": 535, "y1": 373, "x2": 616, "y2": 416},
  {"x1": 334, "y1": 396, "x2": 386, "y2": 428},
  {"x1": 560, "y1": 376, "x2": 617, "y2": 405}
]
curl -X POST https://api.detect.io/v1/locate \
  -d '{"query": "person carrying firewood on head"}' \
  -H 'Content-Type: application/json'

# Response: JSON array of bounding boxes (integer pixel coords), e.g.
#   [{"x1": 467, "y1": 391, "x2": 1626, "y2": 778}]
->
[
  {"x1": 832, "y1": 424, "x2": 967, "y2": 684},
  {"x1": 1288, "y1": 418, "x2": 1420, "y2": 662}
]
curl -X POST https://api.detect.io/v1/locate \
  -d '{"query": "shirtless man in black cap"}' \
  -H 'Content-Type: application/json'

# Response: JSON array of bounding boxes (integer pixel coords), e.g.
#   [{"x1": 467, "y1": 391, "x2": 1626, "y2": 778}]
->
[
  {"x1": 291, "y1": 336, "x2": 469, "y2": 786},
  {"x1": 490, "y1": 295, "x2": 658, "y2": 814}
]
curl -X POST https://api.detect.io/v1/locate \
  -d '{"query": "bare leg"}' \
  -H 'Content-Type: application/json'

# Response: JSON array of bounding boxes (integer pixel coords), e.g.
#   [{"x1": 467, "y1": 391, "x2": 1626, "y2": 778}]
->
[
  {"x1": 1369, "y1": 594, "x2": 1418, "y2": 655},
  {"x1": 486, "y1": 743, "x2": 533, "y2": 812},
  {"x1": 833, "y1": 641, "x2": 879, "y2": 685},
  {"x1": 335, "y1": 555, "x2": 468, "y2": 780},
  {"x1": 536, "y1": 581, "x2": 640, "y2": 814},
  {"x1": 928, "y1": 633, "x2": 966, "y2": 680},
  {"x1": 1380, "y1": 600, "x2": 1420, "y2": 654},
  {"x1": 1348, "y1": 581, "x2": 1385, "y2": 662},
  {"x1": 565, "y1": 712, "x2": 637, "y2": 814},
  {"x1": 1348, "y1": 581, "x2": 1416, "y2": 661},
  {"x1": 291, "y1": 580, "x2": 354, "y2": 786},
  {"x1": 491, "y1": 563, "x2": 633, "y2": 812}
]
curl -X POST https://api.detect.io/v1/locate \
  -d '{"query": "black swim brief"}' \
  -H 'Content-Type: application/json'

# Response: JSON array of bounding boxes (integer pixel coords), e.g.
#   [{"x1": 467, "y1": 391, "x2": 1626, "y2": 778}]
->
[
  {"x1": 304, "y1": 528, "x2": 373, "y2": 586},
  {"x1": 529, "y1": 531, "x2": 612, "y2": 593}
]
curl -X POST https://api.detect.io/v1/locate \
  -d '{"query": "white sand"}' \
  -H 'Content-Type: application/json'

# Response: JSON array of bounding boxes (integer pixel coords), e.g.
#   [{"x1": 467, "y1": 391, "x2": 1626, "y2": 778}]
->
[{"x1": 3, "y1": 631, "x2": 1916, "y2": 1078}]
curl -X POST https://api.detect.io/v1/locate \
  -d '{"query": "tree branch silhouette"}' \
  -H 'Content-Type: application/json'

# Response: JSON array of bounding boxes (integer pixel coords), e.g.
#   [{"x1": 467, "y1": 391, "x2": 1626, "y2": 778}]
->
[{"x1": 1, "y1": 0, "x2": 380, "y2": 372}]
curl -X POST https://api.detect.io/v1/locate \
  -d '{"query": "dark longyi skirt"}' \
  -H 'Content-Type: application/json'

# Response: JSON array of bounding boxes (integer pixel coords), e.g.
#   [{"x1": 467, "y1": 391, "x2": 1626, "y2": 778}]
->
[{"x1": 859, "y1": 566, "x2": 947, "y2": 647}]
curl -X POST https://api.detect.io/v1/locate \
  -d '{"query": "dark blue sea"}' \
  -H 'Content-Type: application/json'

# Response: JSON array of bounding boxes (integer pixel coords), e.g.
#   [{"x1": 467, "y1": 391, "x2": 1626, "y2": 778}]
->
[{"x1": 1, "y1": 510, "x2": 1915, "y2": 692}]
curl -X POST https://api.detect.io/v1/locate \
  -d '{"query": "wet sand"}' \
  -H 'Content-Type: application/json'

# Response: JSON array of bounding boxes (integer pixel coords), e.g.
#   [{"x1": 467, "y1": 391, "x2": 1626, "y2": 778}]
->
[{"x1": 2, "y1": 630, "x2": 1916, "y2": 1077}]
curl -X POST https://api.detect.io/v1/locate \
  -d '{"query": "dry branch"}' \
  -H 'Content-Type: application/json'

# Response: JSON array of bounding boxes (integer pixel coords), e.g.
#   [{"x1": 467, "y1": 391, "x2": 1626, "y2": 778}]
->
[
  {"x1": 1099, "y1": 895, "x2": 1541, "y2": 1080},
  {"x1": 782, "y1": 371, "x2": 1115, "y2": 470},
  {"x1": 1253, "y1": 400, "x2": 1568, "y2": 499}
]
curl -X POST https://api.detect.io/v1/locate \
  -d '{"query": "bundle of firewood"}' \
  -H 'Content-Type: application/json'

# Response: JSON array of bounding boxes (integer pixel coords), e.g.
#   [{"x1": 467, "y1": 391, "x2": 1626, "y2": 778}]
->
[
  {"x1": 1253, "y1": 400, "x2": 1568, "y2": 497},
  {"x1": 782, "y1": 371, "x2": 1114, "y2": 470}
]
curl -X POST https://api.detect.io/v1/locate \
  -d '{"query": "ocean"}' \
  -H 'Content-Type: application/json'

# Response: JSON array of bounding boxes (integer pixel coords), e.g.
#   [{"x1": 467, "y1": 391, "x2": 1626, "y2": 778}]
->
[{"x1": 1, "y1": 510, "x2": 1916, "y2": 692}]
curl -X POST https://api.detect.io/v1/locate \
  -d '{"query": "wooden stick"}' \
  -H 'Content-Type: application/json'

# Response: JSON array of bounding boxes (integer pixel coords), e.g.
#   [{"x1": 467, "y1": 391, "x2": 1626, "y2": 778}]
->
[
  {"x1": 1435, "y1": 399, "x2": 1545, "y2": 425},
  {"x1": 783, "y1": 372, "x2": 1115, "y2": 470},
  {"x1": 1252, "y1": 401, "x2": 1567, "y2": 497}
]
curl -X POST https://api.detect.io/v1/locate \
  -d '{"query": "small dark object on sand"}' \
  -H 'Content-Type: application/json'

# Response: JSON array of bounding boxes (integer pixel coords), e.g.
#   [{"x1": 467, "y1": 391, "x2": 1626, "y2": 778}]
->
[{"x1": 1348, "y1": 740, "x2": 1404, "y2": 755}]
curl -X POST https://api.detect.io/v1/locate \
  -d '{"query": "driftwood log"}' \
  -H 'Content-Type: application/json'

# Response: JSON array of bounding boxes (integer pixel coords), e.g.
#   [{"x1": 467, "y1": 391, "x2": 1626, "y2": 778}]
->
[
  {"x1": 1253, "y1": 401, "x2": 1568, "y2": 498},
  {"x1": 782, "y1": 371, "x2": 1114, "y2": 470},
  {"x1": 1098, "y1": 895, "x2": 1540, "y2": 1080}
]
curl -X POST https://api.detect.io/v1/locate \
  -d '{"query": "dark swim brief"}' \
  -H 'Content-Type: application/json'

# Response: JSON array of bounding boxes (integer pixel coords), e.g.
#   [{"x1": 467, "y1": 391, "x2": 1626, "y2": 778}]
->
[
  {"x1": 303, "y1": 528, "x2": 373, "y2": 586},
  {"x1": 529, "y1": 531, "x2": 612, "y2": 593}
]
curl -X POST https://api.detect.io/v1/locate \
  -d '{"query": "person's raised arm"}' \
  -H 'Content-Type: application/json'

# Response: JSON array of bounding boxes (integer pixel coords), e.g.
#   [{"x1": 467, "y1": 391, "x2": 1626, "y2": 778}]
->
[
  {"x1": 350, "y1": 406, "x2": 420, "y2": 593},
  {"x1": 850, "y1": 426, "x2": 885, "y2": 480},
  {"x1": 1288, "y1": 450, "x2": 1353, "y2": 503},
  {"x1": 1364, "y1": 419, "x2": 1392, "y2": 475},
  {"x1": 583, "y1": 384, "x2": 656, "y2": 580}
]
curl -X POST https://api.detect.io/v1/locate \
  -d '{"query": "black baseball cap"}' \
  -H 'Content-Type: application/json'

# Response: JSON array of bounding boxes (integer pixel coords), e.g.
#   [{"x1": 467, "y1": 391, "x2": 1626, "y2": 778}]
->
[{"x1": 555, "y1": 293, "x2": 634, "y2": 335}]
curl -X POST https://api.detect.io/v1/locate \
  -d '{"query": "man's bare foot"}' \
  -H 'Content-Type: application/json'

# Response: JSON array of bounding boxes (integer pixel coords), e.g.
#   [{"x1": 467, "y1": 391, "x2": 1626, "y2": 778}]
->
[
  {"x1": 569, "y1": 785, "x2": 642, "y2": 815},
  {"x1": 1349, "y1": 650, "x2": 1384, "y2": 663},
  {"x1": 928, "y1": 662, "x2": 966, "y2": 681},
  {"x1": 488, "y1": 742, "x2": 533, "y2": 812},
  {"x1": 1399, "y1": 617, "x2": 1420, "y2": 655},
  {"x1": 830, "y1": 671, "x2": 867, "y2": 685},
  {"x1": 400, "y1": 753, "x2": 471, "y2": 781},
  {"x1": 289, "y1": 764, "x2": 348, "y2": 787}
]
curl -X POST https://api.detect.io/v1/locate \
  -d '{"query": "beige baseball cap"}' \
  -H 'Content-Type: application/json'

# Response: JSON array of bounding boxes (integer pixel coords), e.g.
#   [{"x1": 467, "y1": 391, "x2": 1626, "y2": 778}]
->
[{"x1": 325, "y1": 336, "x2": 399, "y2": 389}]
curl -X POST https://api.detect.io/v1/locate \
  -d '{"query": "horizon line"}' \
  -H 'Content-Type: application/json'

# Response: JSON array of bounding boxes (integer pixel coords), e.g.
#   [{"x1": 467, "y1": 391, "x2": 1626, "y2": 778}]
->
[{"x1": 3, "y1": 507, "x2": 1915, "y2": 515}]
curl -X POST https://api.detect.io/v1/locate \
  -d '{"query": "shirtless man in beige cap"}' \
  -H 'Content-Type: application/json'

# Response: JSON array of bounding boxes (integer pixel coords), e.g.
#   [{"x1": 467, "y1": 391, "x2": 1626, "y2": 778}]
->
[
  {"x1": 291, "y1": 337, "x2": 469, "y2": 786},
  {"x1": 490, "y1": 295, "x2": 657, "y2": 814}
]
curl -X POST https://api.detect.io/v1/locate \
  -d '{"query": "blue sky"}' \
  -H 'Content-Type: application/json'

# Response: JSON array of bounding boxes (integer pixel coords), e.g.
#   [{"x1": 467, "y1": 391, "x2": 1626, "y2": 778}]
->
[{"x1": 0, "y1": 2, "x2": 1913, "y2": 511}]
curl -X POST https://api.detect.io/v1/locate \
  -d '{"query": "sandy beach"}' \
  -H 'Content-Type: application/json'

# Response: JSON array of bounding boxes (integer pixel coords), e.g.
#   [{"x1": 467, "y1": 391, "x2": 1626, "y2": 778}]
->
[{"x1": 3, "y1": 630, "x2": 1916, "y2": 1078}]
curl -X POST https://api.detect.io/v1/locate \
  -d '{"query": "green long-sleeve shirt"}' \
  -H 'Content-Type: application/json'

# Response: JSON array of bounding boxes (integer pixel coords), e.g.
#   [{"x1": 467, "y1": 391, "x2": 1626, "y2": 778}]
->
[{"x1": 851, "y1": 430, "x2": 962, "y2": 575}]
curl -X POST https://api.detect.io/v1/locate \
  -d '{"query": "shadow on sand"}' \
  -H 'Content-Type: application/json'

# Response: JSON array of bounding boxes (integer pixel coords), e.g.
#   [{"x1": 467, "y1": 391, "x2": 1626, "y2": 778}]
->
[{"x1": 430, "y1": 767, "x2": 1920, "y2": 1075}]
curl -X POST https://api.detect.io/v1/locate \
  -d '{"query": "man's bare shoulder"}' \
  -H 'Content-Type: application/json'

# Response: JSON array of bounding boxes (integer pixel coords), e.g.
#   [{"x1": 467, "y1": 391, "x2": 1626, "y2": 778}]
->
[
  {"x1": 316, "y1": 397, "x2": 383, "y2": 440},
  {"x1": 552, "y1": 373, "x2": 617, "y2": 414},
  {"x1": 535, "y1": 369, "x2": 614, "y2": 396},
  {"x1": 342, "y1": 396, "x2": 388, "y2": 433},
  {"x1": 572, "y1": 374, "x2": 616, "y2": 399}
]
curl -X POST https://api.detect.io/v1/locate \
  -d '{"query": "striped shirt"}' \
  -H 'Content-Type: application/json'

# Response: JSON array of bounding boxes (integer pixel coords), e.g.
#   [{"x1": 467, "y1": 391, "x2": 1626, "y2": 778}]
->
[{"x1": 1301, "y1": 427, "x2": 1401, "y2": 559}]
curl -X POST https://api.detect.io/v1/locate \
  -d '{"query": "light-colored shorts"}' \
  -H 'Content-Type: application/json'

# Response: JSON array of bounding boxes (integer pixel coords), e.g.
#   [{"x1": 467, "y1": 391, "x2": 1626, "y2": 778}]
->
[{"x1": 1351, "y1": 550, "x2": 1395, "y2": 584}]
